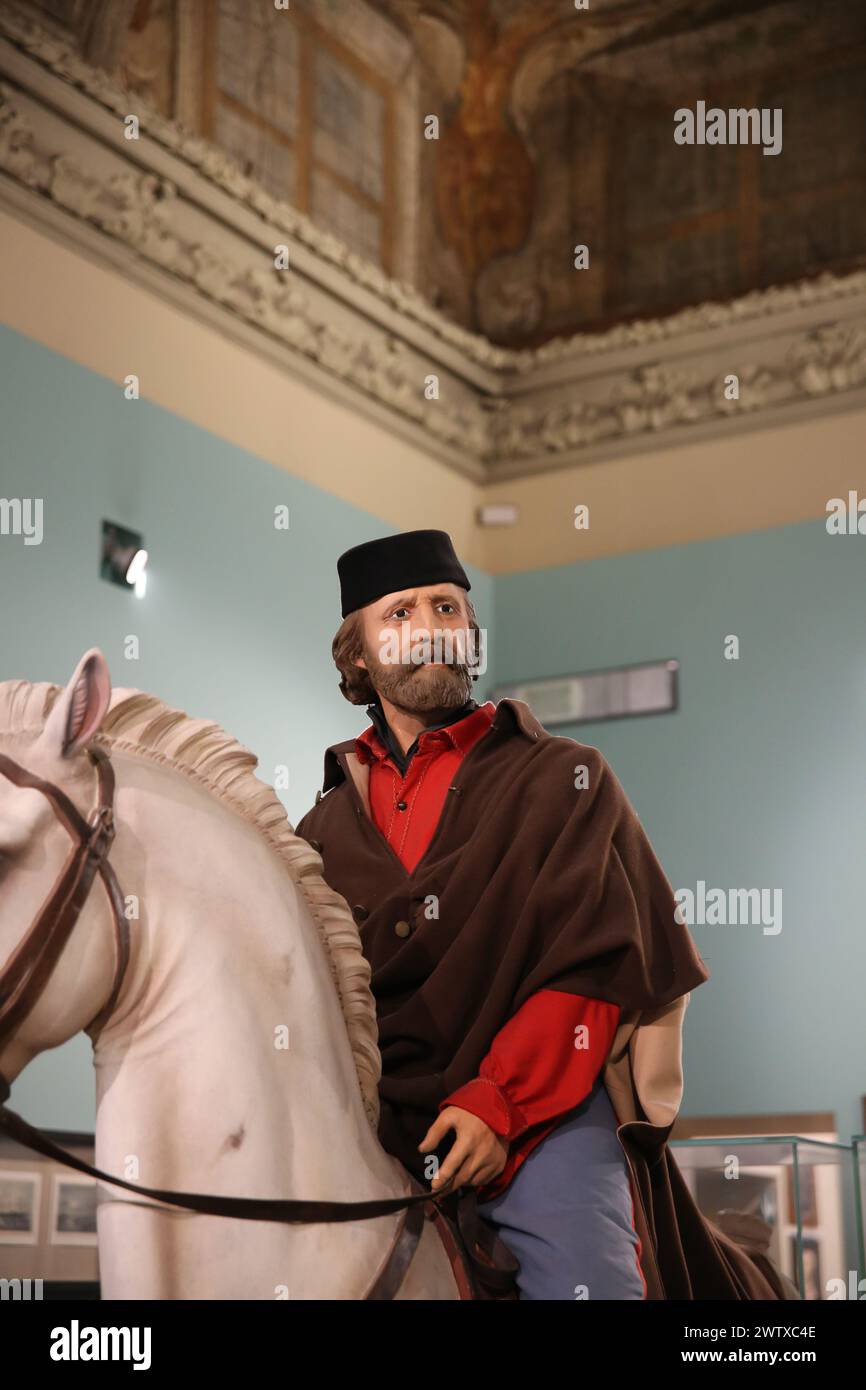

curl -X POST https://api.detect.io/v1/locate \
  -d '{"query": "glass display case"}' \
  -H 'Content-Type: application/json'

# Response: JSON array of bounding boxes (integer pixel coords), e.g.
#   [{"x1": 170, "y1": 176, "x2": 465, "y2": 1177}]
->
[{"x1": 671, "y1": 1135, "x2": 858, "y2": 1300}]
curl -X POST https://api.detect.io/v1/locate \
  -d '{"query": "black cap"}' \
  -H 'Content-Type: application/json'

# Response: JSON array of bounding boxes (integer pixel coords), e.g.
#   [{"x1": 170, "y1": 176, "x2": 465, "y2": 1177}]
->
[{"x1": 338, "y1": 530, "x2": 471, "y2": 618}]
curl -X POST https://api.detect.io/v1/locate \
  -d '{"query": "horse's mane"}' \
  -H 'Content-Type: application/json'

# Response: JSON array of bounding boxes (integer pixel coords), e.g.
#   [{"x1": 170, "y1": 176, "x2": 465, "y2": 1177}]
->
[{"x1": 0, "y1": 679, "x2": 381, "y2": 1130}]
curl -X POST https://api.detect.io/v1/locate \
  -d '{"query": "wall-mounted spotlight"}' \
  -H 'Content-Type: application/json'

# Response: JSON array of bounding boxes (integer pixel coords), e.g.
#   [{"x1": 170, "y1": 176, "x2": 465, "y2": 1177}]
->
[{"x1": 101, "y1": 520, "x2": 148, "y2": 598}]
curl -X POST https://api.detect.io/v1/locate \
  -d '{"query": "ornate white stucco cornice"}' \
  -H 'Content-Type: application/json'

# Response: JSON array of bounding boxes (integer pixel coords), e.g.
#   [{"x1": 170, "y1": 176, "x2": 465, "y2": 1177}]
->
[{"x1": 2, "y1": 0, "x2": 866, "y2": 483}]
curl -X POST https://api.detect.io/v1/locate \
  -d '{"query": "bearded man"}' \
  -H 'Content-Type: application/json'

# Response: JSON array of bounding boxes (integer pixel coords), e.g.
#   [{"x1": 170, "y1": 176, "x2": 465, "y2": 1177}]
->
[{"x1": 295, "y1": 529, "x2": 787, "y2": 1301}]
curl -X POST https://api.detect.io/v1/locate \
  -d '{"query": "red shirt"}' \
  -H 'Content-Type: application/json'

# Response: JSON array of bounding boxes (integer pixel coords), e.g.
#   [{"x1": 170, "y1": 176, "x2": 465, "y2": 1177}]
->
[{"x1": 354, "y1": 701, "x2": 620, "y2": 1202}]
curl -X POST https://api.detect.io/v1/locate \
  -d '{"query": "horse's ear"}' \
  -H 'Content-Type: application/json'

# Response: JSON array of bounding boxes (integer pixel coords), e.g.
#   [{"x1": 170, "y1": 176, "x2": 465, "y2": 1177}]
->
[{"x1": 41, "y1": 649, "x2": 112, "y2": 759}]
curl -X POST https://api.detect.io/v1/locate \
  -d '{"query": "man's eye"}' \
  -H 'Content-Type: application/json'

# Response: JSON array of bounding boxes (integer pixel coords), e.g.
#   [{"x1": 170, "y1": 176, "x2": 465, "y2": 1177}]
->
[{"x1": 391, "y1": 608, "x2": 409, "y2": 620}]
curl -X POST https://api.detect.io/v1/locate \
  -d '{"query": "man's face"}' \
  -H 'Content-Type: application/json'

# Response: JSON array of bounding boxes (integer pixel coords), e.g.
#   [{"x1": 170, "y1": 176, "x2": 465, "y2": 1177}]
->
[{"x1": 355, "y1": 582, "x2": 475, "y2": 713}]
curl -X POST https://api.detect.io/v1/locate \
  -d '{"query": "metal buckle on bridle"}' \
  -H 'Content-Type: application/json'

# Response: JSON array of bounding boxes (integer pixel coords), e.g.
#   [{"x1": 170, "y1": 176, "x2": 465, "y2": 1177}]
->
[{"x1": 85, "y1": 805, "x2": 115, "y2": 864}]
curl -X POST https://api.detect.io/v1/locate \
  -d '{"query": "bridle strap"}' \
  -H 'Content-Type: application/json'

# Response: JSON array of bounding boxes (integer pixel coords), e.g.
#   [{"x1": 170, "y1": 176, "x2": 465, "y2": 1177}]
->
[
  {"x1": 364, "y1": 1202, "x2": 427, "y2": 1299},
  {"x1": 0, "y1": 745, "x2": 129, "y2": 1051}
]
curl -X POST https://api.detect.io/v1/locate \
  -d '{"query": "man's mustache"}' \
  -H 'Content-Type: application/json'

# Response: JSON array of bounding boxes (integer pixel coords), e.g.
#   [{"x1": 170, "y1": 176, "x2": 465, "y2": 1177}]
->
[{"x1": 387, "y1": 658, "x2": 466, "y2": 674}]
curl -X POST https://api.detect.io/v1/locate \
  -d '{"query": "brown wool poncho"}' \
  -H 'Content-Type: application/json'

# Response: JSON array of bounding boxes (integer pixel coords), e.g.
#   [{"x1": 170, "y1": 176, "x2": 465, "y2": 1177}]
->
[{"x1": 296, "y1": 698, "x2": 790, "y2": 1300}]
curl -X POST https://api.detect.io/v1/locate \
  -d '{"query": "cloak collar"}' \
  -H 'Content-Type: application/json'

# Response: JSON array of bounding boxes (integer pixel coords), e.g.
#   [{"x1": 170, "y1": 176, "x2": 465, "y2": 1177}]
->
[
  {"x1": 361, "y1": 695, "x2": 480, "y2": 776},
  {"x1": 318, "y1": 697, "x2": 545, "y2": 795}
]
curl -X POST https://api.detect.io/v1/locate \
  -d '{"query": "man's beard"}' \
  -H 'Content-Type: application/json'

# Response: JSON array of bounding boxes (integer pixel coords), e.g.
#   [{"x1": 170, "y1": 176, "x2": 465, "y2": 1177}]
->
[{"x1": 363, "y1": 638, "x2": 474, "y2": 714}]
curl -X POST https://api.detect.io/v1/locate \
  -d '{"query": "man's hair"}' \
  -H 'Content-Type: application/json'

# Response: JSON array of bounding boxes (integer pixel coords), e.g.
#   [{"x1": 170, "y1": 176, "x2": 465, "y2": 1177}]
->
[{"x1": 332, "y1": 596, "x2": 480, "y2": 705}]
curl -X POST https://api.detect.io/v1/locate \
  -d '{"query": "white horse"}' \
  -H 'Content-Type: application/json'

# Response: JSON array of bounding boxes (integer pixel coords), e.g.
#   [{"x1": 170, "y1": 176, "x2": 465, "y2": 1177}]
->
[{"x1": 0, "y1": 648, "x2": 459, "y2": 1299}]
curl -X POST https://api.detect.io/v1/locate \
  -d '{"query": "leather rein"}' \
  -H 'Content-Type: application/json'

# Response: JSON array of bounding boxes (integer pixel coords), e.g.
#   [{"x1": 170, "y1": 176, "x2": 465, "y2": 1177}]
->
[{"x1": 0, "y1": 743, "x2": 493, "y2": 1300}]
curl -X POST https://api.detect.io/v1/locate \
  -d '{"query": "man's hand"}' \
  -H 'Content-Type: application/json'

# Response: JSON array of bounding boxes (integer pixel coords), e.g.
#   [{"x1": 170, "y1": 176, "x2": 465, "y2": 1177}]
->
[{"x1": 418, "y1": 1107, "x2": 508, "y2": 1192}]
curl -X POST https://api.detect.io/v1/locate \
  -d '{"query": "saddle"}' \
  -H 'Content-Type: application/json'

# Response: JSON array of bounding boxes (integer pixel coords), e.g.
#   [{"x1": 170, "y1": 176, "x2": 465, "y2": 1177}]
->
[{"x1": 424, "y1": 1187, "x2": 520, "y2": 1300}]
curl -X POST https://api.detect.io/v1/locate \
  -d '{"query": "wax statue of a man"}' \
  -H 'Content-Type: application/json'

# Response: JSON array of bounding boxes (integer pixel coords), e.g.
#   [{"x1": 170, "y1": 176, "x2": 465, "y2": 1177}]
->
[{"x1": 295, "y1": 529, "x2": 787, "y2": 1301}]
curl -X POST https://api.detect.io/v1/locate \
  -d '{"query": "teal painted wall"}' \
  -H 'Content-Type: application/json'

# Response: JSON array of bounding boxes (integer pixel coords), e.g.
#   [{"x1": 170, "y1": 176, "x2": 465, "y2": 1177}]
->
[
  {"x1": 492, "y1": 521, "x2": 866, "y2": 1151},
  {"x1": 0, "y1": 326, "x2": 493, "y2": 1126}
]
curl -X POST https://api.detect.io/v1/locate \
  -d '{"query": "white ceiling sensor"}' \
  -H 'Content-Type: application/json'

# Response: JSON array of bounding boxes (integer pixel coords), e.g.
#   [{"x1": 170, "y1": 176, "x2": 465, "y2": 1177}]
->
[{"x1": 494, "y1": 660, "x2": 679, "y2": 727}]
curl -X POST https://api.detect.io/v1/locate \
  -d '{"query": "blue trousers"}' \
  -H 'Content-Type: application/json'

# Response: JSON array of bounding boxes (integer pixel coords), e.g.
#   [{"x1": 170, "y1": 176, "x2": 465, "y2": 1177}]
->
[{"x1": 477, "y1": 1078, "x2": 646, "y2": 1300}]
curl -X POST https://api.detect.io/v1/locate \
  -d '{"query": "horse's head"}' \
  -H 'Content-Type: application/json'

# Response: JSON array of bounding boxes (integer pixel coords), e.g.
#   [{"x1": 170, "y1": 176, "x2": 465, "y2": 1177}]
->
[{"x1": 0, "y1": 648, "x2": 121, "y2": 1093}]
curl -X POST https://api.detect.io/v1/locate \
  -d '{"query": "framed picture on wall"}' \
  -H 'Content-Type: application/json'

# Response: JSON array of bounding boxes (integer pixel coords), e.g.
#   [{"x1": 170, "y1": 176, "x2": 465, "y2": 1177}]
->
[
  {"x1": 0, "y1": 1170, "x2": 42, "y2": 1245},
  {"x1": 49, "y1": 1174, "x2": 98, "y2": 1246}
]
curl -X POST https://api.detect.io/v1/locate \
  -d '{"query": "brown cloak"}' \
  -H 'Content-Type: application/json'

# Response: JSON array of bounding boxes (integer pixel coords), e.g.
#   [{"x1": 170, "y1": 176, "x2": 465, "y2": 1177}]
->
[{"x1": 295, "y1": 698, "x2": 789, "y2": 1300}]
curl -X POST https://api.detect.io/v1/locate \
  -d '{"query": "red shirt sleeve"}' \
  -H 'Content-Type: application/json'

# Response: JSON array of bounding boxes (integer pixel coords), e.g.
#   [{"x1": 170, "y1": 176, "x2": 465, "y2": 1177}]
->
[{"x1": 438, "y1": 989, "x2": 621, "y2": 1199}]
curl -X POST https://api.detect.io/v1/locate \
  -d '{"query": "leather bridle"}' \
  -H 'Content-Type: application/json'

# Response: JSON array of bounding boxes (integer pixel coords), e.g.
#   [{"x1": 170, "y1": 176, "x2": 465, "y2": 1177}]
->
[
  {"x1": 0, "y1": 743, "x2": 129, "y2": 1058},
  {"x1": 0, "y1": 743, "x2": 513, "y2": 1299}
]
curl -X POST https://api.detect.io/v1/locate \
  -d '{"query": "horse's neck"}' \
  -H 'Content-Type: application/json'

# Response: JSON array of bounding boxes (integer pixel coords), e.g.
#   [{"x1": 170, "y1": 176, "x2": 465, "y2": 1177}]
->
[{"x1": 93, "y1": 752, "x2": 402, "y2": 1204}]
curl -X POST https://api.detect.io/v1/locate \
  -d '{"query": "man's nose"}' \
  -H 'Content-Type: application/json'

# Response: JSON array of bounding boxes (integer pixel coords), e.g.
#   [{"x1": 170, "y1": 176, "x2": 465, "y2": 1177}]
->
[{"x1": 410, "y1": 609, "x2": 443, "y2": 650}]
